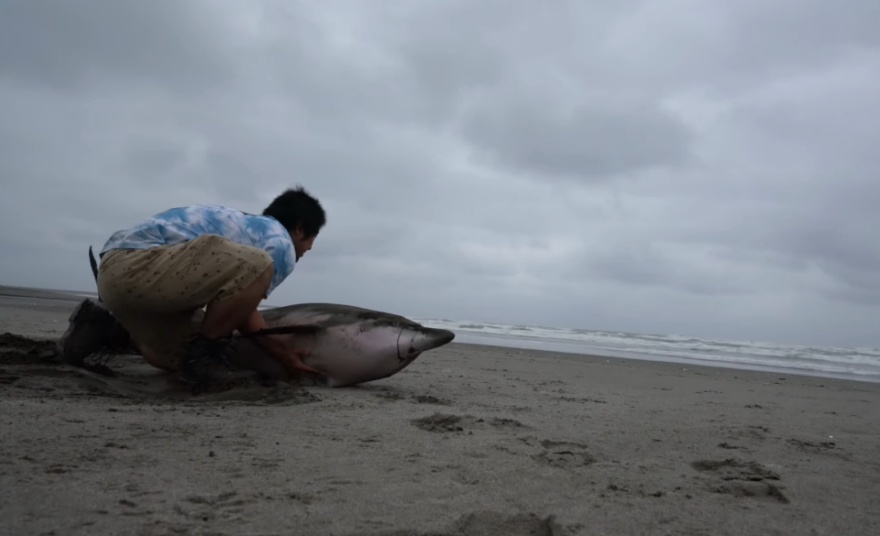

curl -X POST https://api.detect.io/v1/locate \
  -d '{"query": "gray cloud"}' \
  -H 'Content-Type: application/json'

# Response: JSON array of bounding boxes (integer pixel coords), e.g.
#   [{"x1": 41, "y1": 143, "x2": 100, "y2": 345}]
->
[
  {"x1": 0, "y1": 0, "x2": 236, "y2": 93},
  {"x1": 460, "y1": 97, "x2": 692, "y2": 180},
  {"x1": 1, "y1": 0, "x2": 879, "y2": 348}
]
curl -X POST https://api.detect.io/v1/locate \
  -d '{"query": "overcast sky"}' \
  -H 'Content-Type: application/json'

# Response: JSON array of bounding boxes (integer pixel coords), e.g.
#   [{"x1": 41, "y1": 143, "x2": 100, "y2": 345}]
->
[{"x1": 1, "y1": 0, "x2": 879, "y2": 348}]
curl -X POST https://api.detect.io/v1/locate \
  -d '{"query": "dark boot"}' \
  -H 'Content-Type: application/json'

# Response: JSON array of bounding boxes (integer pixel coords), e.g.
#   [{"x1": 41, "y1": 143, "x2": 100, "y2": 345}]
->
[
  {"x1": 174, "y1": 334, "x2": 254, "y2": 385},
  {"x1": 58, "y1": 298, "x2": 132, "y2": 366}
]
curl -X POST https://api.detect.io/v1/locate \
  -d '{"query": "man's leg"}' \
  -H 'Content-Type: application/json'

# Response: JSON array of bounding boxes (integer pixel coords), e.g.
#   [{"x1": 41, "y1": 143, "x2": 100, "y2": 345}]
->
[
  {"x1": 96, "y1": 235, "x2": 276, "y2": 383},
  {"x1": 88, "y1": 247, "x2": 192, "y2": 371},
  {"x1": 173, "y1": 264, "x2": 274, "y2": 383},
  {"x1": 199, "y1": 265, "x2": 272, "y2": 339}
]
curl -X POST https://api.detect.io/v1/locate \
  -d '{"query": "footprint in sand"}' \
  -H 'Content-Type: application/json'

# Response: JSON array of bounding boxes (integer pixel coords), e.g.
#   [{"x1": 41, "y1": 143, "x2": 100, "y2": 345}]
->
[
  {"x1": 528, "y1": 439, "x2": 596, "y2": 469},
  {"x1": 0, "y1": 369, "x2": 21, "y2": 384},
  {"x1": 785, "y1": 438, "x2": 846, "y2": 459},
  {"x1": 412, "y1": 394, "x2": 451, "y2": 406},
  {"x1": 787, "y1": 438, "x2": 836, "y2": 449},
  {"x1": 174, "y1": 490, "x2": 312, "y2": 525},
  {"x1": 358, "y1": 511, "x2": 575, "y2": 536},
  {"x1": 722, "y1": 424, "x2": 772, "y2": 441},
  {"x1": 711, "y1": 481, "x2": 790, "y2": 504},
  {"x1": 691, "y1": 458, "x2": 780, "y2": 481},
  {"x1": 690, "y1": 458, "x2": 789, "y2": 504},
  {"x1": 375, "y1": 393, "x2": 452, "y2": 406},
  {"x1": 190, "y1": 384, "x2": 322, "y2": 405},
  {"x1": 410, "y1": 413, "x2": 527, "y2": 434},
  {"x1": 374, "y1": 391, "x2": 405, "y2": 401}
]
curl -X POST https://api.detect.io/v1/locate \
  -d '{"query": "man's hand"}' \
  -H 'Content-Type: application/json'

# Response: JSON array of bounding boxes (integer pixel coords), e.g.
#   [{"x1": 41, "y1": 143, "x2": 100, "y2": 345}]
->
[
  {"x1": 237, "y1": 308, "x2": 322, "y2": 376},
  {"x1": 284, "y1": 346, "x2": 320, "y2": 375}
]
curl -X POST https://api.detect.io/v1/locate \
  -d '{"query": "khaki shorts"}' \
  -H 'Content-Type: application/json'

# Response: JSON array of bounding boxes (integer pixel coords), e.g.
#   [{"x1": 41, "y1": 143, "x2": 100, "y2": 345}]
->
[{"x1": 96, "y1": 234, "x2": 273, "y2": 356}]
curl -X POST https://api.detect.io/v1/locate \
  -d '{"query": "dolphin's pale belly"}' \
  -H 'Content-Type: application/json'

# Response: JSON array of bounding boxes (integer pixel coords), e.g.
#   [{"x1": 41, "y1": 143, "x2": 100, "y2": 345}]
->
[{"x1": 303, "y1": 324, "x2": 411, "y2": 387}]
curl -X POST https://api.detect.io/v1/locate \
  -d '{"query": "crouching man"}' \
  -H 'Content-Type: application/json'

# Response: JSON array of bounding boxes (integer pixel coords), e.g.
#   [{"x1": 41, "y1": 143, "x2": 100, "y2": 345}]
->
[{"x1": 61, "y1": 186, "x2": 326, "y2": 384}]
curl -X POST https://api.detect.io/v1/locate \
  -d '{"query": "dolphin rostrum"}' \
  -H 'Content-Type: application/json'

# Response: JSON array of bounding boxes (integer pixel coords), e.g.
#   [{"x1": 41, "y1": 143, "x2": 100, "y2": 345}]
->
[{"x1": 85, "y1": 247, "x2": 455, "y2": 387}]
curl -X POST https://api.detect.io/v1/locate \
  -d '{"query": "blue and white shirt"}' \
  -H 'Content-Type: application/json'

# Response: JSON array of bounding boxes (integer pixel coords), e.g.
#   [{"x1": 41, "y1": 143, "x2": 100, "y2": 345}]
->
[{"x1": 100, "y1": 204, "x2": 296, "y2": 297}]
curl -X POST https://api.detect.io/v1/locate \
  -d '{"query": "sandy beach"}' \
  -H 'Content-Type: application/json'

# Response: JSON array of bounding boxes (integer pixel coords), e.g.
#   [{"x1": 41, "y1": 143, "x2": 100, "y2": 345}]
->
[{"x1": 1, "y1": 287, "x2": 879, "y2": 536}]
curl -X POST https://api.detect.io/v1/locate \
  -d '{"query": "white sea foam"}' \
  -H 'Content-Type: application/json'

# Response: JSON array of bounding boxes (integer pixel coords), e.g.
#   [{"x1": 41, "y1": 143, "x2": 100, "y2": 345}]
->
[{"x1": 413, "y1": 317, "x2": 880, "y2": 382}]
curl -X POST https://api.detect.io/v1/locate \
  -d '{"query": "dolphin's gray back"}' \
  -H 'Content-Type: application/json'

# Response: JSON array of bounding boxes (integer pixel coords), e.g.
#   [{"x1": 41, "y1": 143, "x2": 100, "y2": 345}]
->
[{"x1": 261, "y1": 303, "x2": 422, "y2": 331}]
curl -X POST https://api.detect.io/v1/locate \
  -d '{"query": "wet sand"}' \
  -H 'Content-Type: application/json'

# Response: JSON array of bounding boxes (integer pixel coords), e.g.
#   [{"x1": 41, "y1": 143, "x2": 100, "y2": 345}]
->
[{"x1": 1, "y1": 286, "x2": 879, "y2": 536}]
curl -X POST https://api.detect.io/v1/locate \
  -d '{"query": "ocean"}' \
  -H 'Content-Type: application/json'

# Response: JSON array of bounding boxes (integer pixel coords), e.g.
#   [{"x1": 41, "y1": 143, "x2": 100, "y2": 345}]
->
[{"x1": 412, "y1": 317, "x2": 880, "y2": 383}]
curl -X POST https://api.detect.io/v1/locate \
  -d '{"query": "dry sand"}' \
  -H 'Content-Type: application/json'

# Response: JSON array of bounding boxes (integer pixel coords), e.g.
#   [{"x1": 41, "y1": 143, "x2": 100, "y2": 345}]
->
[{"x1": 1, "y1": 287, "x2": 879, "y2": 536}]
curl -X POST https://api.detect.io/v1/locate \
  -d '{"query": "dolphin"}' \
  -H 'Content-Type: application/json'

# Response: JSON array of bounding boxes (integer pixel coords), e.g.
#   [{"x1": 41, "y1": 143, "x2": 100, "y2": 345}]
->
[
  {"x1": 85, "y1": 247, "x2": 455, "y2": 387},
  {"x1": 224, "y1": 303, "x2": 455, "y2": 387}
]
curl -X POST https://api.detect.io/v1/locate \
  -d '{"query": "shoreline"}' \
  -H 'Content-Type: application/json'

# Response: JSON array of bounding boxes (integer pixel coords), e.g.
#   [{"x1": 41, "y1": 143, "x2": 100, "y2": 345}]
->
[{"x1": 448, "y1": 338, "x2": 880, "y2": 386}]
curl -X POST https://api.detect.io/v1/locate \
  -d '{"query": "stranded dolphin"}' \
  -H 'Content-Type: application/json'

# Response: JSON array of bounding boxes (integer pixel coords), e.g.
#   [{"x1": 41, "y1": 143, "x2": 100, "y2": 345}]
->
[
  {"x1": 225, "y1": 303, "x2": 455, "y2": 387},
  {"x1": 85, "y1": 247, "x2": 455, "y2": 387}
]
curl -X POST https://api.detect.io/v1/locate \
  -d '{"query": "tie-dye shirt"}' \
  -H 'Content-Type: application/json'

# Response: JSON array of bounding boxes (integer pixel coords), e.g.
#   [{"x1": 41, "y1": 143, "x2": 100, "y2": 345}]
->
[{"x1": 100, "y1": 204, "x2": 296, "y2": 297}]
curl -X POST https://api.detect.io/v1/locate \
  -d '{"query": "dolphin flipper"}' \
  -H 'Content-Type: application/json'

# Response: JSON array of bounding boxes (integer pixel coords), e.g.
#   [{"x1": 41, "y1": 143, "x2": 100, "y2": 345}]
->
[{"x1": 234, "y1": 324, "x2": 323, "y2": 339}]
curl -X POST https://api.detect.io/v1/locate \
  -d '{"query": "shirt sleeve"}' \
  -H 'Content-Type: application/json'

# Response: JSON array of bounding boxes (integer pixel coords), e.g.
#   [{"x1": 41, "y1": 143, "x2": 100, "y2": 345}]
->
[{"x1": 262, "y1": 236, "x2": 296, "y2": 297}]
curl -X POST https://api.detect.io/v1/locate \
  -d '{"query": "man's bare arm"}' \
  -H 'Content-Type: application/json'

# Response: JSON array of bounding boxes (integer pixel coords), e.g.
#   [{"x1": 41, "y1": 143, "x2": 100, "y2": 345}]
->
[{"x1": 236, "y1": 308, "x2": 321, "y2": 375}]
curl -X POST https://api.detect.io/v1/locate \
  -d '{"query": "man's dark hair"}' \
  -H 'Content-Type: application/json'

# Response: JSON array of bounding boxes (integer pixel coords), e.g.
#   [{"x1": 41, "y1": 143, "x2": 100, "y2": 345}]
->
[{"x1": 263, "y1": 186, "x2": 327, "y2": 238}]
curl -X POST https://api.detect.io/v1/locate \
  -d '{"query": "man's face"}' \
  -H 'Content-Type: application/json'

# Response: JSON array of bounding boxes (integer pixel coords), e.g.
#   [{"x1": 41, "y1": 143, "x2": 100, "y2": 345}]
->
[{"x1": 291, "y1": 226, "x2": 317, "y2": 261}]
